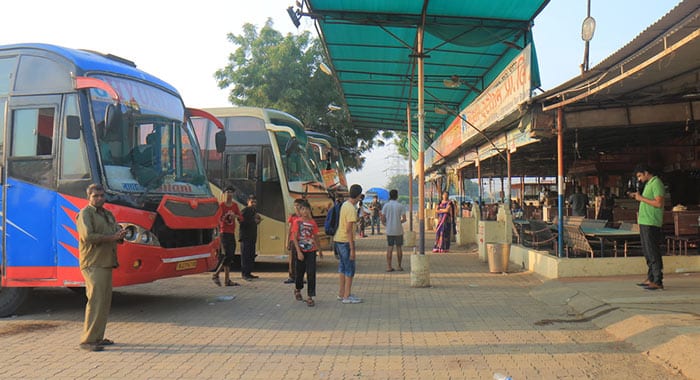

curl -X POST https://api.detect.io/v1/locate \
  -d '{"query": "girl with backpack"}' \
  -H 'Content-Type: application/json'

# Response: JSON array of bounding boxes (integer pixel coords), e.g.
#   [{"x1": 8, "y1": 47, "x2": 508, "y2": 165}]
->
[{"x1": 292, "y1": 200, "x2": 323, "y2": 306}]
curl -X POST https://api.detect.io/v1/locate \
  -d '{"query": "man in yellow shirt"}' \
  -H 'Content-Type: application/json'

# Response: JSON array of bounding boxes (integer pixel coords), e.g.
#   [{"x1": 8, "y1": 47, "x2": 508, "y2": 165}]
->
[{"x1": 334, "y1": 184, "x2": 363, "y2": 304}]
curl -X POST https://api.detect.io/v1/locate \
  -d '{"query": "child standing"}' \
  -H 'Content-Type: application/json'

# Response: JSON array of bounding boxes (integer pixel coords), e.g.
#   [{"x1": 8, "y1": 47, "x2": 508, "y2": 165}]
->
[
  {"x1": 284, "y1": 199, "x2": 305, "y2": 284},
  {"x1": 212, "y1": 186, "x2": 242, "y2": 287},
  {"x1": 291, "y1": 200, "x2": 322, "y2": 307}
]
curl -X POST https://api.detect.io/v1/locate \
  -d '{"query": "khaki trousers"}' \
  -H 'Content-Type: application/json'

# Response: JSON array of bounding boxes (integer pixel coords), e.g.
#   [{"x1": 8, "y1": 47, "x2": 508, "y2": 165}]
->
[{"x1": 80, "y1": 266, "x2": 113, "y2": 344}]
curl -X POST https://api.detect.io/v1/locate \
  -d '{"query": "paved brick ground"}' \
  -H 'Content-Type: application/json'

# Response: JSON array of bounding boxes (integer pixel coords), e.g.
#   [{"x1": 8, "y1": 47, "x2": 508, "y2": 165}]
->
[{"x1": 0, "y1": 233, "x2": 690, "y2": 379}]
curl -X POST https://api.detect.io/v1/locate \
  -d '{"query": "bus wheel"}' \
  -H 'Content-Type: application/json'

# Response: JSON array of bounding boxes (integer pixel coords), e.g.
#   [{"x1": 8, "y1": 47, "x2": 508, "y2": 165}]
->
[
  {"x1": 0, "y1": 287, "x2": 31, "y2": 318},
  {"x1": 68, "y1": 287, "x2": 87, "y2": 302}
]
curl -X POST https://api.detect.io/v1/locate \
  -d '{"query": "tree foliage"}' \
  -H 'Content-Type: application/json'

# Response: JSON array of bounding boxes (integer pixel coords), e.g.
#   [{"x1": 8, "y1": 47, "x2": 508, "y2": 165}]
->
[
  {"x1": 385, "y1": 174, "x2": 419, "y2": 196},
  {"x1": 215, "y1": 19, "x2": 381, "y2": 170}
]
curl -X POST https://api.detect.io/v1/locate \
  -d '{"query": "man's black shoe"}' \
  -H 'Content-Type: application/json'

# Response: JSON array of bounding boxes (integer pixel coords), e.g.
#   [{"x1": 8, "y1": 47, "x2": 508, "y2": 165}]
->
[
  {"x1": 247, "y1": 274, "x2": 259, "y2": 279},
  {"x1": 283, "y1": 278, "x2": 295, "y2": 284}
]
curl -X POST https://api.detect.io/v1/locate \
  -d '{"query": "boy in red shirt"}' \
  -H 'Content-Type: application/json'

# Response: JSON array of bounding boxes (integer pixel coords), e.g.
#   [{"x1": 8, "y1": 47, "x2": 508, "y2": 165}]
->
[
  {"x1": 291, "y1": 200, "x2": 322, "y2": 306},
  {"x1": 212, "y1": 186, "x2": 242, "y2": 286}
]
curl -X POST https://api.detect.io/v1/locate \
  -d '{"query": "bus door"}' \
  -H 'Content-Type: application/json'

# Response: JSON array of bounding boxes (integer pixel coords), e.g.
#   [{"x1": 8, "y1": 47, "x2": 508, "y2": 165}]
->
[
  {"x1": 4, "y1": 96, "x2": 60, "y2": 281},
  {"x1": 223, "y1": 147, "x2": 286, "y2": 256},
  {"x1": 0, "y1": 98, "x2": 5, "y2": 284}
]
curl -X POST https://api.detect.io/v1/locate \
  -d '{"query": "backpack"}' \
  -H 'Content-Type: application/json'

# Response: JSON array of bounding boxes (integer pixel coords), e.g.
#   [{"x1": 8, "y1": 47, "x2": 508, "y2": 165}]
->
[{"x1": 324, "y1": 202, "x2": 342, "y2": 236}]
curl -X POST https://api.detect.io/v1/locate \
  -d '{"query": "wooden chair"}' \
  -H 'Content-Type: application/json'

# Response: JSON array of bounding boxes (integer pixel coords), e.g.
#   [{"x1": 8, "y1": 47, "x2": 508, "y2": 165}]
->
[
  {"x1": 562, "y1": 224, "x2": 595, "y2": 258},
  {"x1": 666, "y1": 211, "x2": 700, "y2": 255},
  {"x1": 617, "y1": 222, "x2": 642, "y2": 257},
  {"x1": 553, "y1": 215, "x2": 585, "y2": 226}
]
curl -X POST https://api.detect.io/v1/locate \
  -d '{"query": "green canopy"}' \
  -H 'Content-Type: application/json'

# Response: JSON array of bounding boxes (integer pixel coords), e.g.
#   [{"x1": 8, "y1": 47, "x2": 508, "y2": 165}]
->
[{"x1": 305, "y1": 0, "x2": 547, "y2": 141}]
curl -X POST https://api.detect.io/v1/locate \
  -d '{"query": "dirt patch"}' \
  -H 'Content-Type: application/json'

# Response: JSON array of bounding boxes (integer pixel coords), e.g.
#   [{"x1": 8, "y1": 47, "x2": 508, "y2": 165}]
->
[{"x1": 0, "y1": 322, "x2": 62, "y2": 337}]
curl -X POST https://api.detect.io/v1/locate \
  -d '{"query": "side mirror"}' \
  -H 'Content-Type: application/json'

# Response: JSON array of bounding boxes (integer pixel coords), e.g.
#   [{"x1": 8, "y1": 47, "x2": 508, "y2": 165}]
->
[
  {"x1": 284, "y1": 137, "x2": 299, "y2": 155},
  {"x1": 104, "y1": 104, "x2": 123, "y2": 131},
  {"x1": 215, "y1": 130, "x2": 226, "y2": 153},
  {"x1": 66, "y1": 115, "x2": 81, "y2": 140}
]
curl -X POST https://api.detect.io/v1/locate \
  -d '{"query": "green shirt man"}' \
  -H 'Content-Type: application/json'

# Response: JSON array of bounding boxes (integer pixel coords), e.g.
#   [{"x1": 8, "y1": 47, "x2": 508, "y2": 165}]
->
[{"x1": 631, "y1": 165, "x2": 665, "y2": 291}]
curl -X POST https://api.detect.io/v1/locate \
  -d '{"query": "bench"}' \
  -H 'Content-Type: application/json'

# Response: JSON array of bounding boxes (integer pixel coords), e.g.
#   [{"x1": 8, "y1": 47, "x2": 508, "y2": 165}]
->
[
  {"x1": 524, "y1": 220, "x2": 558, "y2": 251},
  {"x1": 511, "y1": 220, "x2": 558, "y2": 253}
]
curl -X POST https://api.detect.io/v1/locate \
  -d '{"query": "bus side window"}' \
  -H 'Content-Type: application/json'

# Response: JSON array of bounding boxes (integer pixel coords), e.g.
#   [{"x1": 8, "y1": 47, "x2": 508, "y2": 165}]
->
[
  {"x1": 246, "y1": 154, "x2": 256, "y2": 180},
  {"x1": 8, "y1": 103, "x2": 58, "y2": 187},
  {"x1": 11, "y1": 107, "x2": 54, "y2": 157},
  {"x1": 60, "y1": 94, "x2": 89, "y2": 179},
  {"x1": 261, "y1": 146, "x2": 278, "y2": 182}
]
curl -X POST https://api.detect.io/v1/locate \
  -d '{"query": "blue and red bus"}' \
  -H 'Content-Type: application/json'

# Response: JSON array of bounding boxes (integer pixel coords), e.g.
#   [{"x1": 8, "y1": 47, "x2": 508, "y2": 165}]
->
[{"x1": 0, "y1": 43, "x2": 225, "y2": 316}]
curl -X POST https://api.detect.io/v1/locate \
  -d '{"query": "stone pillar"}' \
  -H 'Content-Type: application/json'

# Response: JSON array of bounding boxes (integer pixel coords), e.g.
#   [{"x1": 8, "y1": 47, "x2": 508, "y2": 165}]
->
[
  {"x1": 404, "y1": 230, "x2": 416, "y2": 247},
  {"x1": 457, "y1": 216, "x2": 476, "y2": 245},
  {"x1": 410, "y1": 253, "x2": 430, "y2": 287}
]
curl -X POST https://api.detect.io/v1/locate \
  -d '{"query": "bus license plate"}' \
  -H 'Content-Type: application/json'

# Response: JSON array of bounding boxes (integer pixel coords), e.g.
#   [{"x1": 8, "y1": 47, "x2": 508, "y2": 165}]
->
[{"x1": 176, "y1": 260, "x2": 197, "y2": 271}]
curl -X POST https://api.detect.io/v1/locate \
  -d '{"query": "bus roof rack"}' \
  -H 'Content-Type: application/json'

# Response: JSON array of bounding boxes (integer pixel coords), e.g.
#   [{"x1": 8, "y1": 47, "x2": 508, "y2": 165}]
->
[{"x1": 79, "y1": 49, "x2": 136, "y2": 67}]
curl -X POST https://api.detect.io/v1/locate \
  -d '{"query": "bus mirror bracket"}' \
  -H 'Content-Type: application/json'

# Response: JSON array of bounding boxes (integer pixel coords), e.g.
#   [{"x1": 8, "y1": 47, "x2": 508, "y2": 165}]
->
[
  {"x1": 285, "y1": 137, "x2": 299, "y2": 155},
  {"x1": 215, "y1": 130, "x2": 226, "y2": 153},
  {"x1": 104, "y1": 104, "x2": 123, "y2": 132},
  {"x1": 66, "y1": 115, "x2": 81, "y2": 140}
]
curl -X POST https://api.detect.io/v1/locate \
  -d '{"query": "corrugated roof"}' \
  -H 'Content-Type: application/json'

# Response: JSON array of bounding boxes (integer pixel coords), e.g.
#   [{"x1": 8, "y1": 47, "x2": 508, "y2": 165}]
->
[
  {"x1": 540, "y1": 0, "x2": 700, "y2": 110},
  {"x1": 304, "y1": 0, "x2": 549, "y2": 139}
]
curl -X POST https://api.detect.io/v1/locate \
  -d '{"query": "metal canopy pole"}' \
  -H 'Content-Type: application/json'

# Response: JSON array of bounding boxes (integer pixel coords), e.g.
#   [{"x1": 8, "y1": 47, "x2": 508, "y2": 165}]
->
[
  {"x1": 411, "y1": 22, "x2": 430, "y2": 288},
  {"x1": 417, "y1": 24, "x2": 426, "y2": 255},
  {"x1": 407, "y1": 104, "x2": 413, "y2": 232},
  {"x1": 557, "y1": 108, "x2": 565, "y2": 257}
]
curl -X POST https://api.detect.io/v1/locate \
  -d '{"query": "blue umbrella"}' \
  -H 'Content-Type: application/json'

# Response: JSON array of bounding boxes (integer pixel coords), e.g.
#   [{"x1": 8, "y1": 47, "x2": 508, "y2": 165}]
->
[{"x1": 365, "y1": 187, "x2": 389, "y2": 201}]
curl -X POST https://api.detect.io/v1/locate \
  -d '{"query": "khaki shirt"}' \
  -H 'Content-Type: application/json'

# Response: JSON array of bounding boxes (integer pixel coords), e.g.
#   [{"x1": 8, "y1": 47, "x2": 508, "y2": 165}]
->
[{"x1": 77, "y1": 204, "x2": 120, "y2": 269}]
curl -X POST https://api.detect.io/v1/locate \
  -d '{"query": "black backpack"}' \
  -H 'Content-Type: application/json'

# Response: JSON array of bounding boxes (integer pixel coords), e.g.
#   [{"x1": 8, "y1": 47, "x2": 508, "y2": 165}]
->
[{"x1": 324, "y1": 202, "x2": 342, "y2": 236}]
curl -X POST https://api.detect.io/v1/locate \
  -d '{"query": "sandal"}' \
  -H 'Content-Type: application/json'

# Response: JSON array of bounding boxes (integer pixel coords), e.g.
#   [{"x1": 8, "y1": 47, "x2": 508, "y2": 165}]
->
[
  {"x1": 98, "y1": 338, "x2": 114, "y2": 346},
  {"x1": 306, "y1": 298, "x2": 315, "y2": 307},
  {"x1": 225, "y1": 280, "x2": 240, "y2": 287},
  {"x1": 294, "y1": 289, "x2": 302, "y2": 301},
  {"x1": 212, "y1": 276, "x2": 221, "y2": 287}
]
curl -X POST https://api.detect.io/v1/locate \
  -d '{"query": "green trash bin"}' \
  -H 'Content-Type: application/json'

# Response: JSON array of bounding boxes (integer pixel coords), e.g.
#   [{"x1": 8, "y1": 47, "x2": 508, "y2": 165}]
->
[{"x1": 486, "y1": 243, "x2": 510, "y2": 273}]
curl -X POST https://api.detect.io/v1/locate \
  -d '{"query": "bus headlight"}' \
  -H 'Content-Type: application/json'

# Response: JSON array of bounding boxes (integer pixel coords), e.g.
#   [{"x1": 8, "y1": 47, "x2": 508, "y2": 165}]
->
[
  {"x1": 123, "y1": 226, "x2": 137, "y2": 241},
  {"x1": 119, "y1": 223, "x2": 160, "y2": 247}
]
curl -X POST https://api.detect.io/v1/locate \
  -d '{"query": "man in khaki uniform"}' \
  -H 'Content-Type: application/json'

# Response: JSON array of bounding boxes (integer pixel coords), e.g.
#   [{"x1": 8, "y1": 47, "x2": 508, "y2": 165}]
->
[{"x1": 77, "y1": 184, "x2": 126, "y2": 351}]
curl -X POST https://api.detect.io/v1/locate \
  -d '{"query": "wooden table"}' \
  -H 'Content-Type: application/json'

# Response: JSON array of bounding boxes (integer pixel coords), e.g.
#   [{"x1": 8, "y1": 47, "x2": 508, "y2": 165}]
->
[{"x1": 581, "y1": 227, "x2": 640, "y2": 257}]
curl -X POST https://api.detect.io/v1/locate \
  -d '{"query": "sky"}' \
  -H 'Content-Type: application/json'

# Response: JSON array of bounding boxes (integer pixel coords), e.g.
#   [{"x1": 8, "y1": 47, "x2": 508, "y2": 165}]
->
[{"x1": 0, "y1": 0, "x2": 683, "y2": 190}]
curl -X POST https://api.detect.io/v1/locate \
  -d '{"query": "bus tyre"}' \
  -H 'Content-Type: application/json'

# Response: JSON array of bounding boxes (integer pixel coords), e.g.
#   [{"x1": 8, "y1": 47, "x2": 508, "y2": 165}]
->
[
  {"x1": 0, "y1": 287, "x2": 31, "y2": 318},
  {"x1": 68, "y1": 287, "x2": 87, "y2": 302}
]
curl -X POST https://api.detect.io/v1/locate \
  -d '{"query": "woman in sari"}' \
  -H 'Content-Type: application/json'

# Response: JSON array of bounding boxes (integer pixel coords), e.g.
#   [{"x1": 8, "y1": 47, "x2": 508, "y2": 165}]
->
[{"x1": 433, "y1": 191, "x2": 452, "y2": 252}]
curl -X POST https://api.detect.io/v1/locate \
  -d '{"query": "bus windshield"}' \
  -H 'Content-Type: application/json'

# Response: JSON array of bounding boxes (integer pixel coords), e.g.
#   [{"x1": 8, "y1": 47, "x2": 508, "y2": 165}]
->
[
  {"x1": 273, "y1": 130, "x2": 324, "y2": 193},
  {"x1": 89, "y1": 75, "x2": 210, "y2": 196},
  {"x1": 308, "y1": 141, "x2": 348, "y2": 190}
]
